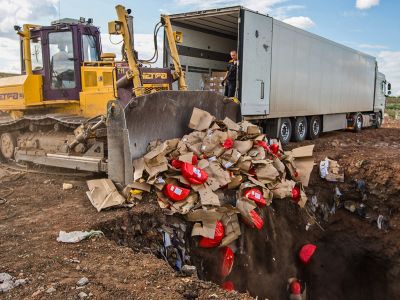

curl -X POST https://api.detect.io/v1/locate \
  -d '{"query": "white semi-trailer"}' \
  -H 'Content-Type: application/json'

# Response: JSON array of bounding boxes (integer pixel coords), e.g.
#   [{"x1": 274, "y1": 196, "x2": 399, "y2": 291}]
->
[{"x1": 164, "y1": 6, "x2": 392, "y2": 143}]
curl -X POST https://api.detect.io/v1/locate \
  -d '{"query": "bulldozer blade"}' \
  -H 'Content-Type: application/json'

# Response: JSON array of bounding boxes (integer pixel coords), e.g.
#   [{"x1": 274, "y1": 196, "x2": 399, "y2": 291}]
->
[{"x1": 107, "y1": 91, "x2": 240, "y2": 184}]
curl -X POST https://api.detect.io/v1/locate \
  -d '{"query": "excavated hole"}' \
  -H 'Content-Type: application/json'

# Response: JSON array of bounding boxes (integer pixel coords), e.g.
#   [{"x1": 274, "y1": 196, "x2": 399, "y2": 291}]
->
[{"x1": 98, "y1": 199, "x2": 396, "y2": 299}]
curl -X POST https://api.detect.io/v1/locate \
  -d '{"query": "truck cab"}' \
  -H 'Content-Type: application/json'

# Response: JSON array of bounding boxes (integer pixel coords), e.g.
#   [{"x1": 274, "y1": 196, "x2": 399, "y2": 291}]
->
[{"x1": 20, "y1": 18, "x2": 101, "y2": 101}]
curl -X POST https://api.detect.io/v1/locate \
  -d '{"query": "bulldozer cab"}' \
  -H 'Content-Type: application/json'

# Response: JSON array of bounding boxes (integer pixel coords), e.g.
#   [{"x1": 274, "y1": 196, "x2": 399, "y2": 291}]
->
[{"x1": 20, "y1": 19, "x2": 101, "y2": 101}]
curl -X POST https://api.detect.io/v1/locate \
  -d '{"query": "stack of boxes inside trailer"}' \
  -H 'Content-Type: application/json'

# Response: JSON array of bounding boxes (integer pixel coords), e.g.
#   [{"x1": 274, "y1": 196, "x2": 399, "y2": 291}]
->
[{"x1": 202, "y1": 71, "x2": 226, "y2": 95}]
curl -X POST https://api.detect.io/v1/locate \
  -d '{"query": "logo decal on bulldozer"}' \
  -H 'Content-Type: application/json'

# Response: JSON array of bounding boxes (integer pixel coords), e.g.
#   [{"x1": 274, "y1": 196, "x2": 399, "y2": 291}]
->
[
  {"x1": 142, "y1": 72, "x2": 168, "y2": 80},
  {"x1": 0, "y1": 92, "x2": 23, "y2": 100}
]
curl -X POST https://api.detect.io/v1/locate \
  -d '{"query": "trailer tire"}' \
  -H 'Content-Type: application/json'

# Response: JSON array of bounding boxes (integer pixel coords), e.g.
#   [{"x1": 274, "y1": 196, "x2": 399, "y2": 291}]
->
[
  {"x1": 292, "y1": 117, "x2": 308, "y2": 142},
  {"x1": 374, "y1": 112, "x2": 382, "y2": 129},
  {"x1": 354, "y1": 113, "x2": 363, "y2": 132},
  {"x1": 307, "y1": 116, "x2": 321, "y2": 140},
  {"x1": 279, "y1": 118, "x2": 292, "y2": 145}
]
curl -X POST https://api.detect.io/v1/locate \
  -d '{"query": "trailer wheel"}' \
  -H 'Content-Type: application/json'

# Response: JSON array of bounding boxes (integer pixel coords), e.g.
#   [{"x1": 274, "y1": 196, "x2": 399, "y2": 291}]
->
[
  {"x1": 354, "y1": 113, "x2": 363, "y2": 132},
  {"x1": 374, "y1": 112, "x2": 382, "y2": 129},
  {"x1": 279, "y1": 118, "x2": 292, "y2": 145},
  {"x1": 0, "y1": 133, "x2": 17, "y2": 160},
  {"x1": 292, "y1": 117, "x2": 308, "y2": 142},
  {"x1": 307, "y1": 116, "x2": 321, "y2": 140}
]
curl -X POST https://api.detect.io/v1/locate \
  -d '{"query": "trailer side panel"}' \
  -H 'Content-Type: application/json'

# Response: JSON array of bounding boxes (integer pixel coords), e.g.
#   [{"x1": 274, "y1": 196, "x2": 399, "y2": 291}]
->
[{"x1": 268, "y1": 19, "x2": 376, "y2": 118}]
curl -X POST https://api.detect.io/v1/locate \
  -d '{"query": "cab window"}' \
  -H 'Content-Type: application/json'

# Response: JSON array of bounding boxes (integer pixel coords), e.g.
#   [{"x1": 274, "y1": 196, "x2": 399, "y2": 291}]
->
[
  {"x1": 30, "y1": 37, "x2": 43, "y2": 70},
  {"x1": 82, "y1": 35, "x2": 98, "y2": 62},
  {"x1": 49, "y1": 31, "x2": 76, "y2": 89}
]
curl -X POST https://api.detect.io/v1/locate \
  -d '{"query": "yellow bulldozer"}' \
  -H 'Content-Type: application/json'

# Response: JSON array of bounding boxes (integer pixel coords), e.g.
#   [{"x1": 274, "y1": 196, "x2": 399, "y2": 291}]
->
[{"x1": 0, "y1": 5, "x2": 238, "y2": 184}]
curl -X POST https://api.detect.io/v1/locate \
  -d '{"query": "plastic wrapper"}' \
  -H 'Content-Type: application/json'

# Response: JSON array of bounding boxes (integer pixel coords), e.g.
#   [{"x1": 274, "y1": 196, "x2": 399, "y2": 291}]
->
[
  {"x1": 220, "y1": 246, "x2": 234, "y2": 277},
  {"x1": 299, "y1": 243, "x2": 317, "y2": 264},
  {"x1": 244, "y1": 188, "x2": 266, "y2": 207},
  {"x1": 198, "y1": 221, "x2": 225, "y2": 248},
  {"x1": 182, "y1": 163, "x2": 209, "y2": 185},
  {"x1": 163, "y1": 184, "x2": 191, "y2": 201}
]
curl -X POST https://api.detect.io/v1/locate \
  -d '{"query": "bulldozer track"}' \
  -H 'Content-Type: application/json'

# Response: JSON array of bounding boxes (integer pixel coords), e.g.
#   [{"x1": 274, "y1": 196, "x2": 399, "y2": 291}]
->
[{"x1": 0, "y1": 113, "x2": 95, "y2": 133}]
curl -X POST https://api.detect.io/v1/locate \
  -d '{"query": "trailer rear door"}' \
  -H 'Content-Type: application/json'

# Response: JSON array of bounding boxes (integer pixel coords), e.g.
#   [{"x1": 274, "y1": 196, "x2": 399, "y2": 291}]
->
[{"x1": 239, "y1": 9, "x2": 272, "y2": 116}]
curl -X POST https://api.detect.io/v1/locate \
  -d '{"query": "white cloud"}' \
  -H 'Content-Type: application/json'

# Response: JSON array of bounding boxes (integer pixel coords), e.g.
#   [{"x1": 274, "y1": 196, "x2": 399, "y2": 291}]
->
[
  {"x1": 0, "y1": 0, "x2": 58, "y2": 36},
  {"x1": 356, "y1": 0, "x2": 379, "y2": 10},
  {"x1": 283, "y1": 16, "x2": 315, "y2": 29},
  {"x1": 377, "y1": 51, "x2": 400, "y2": 96},
  {"x1": 101, "y1": 33, "x2": 163, "y2": 67},
  {"x1": 174, "y1": 0, "x2": 288, "y2": 14},
  {"x1": 359, "y1": 44, "x2": 388, "y2": 50},
  {"x1": 174, "y1": 0, "x2": 315, "y2": 28},
  {"x1": 0, "y1": 37, "x2": 20, "y2": 73}
]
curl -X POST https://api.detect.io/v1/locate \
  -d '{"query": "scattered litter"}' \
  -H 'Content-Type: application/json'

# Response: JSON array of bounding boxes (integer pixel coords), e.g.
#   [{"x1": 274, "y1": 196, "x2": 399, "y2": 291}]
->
[
  {"x1": 377, "y1": 215, "x2": 384, "y2": 230},
  {"x1": 57, "y1": 230, "x2": 104, "y2": 243},
  {"x1": 76, "y1": 277, "x2": 89, "y2": 287},
  {"x1": 355, "y1": 179, "x2": 367, "y2": 201},
  {"x1": 78, "y1": 291, "x2": 88, "y2": 299},
  {"x1": 46, "y1": 287, "x2": 56, "y2": 294},
  {"x1": 62, "y1": 183, "x2": 73, "y2": 190},
  {"x1": 0, "y1": 273, "x2": 28, "y2": 293},
  {"x1": 181, "y1": 265, "x2": 197, "y2": 276},
  {"x1": 319, "y1": 158, "x2": 344, "y2": 182},
  {"x1": 86, "y1": 179, "x2": 126, "y2": 212}
]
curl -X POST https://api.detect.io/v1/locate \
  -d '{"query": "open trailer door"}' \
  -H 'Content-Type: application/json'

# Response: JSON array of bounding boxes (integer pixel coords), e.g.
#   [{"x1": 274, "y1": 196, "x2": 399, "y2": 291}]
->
[{"x1": 239, "y1": 9, "x2": 273, "y2": 116}]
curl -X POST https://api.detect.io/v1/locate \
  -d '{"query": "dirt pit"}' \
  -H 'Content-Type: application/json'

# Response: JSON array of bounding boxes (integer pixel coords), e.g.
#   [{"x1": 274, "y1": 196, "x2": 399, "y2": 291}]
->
[{"x1": 1, "y1": 122, "x2": 399, "y2": 299}]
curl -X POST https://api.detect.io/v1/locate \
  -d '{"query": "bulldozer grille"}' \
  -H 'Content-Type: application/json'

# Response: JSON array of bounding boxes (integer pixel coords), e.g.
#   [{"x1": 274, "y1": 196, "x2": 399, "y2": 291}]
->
[{"x1": 143, "y1": 84, "x2": 170, "y2": 94}]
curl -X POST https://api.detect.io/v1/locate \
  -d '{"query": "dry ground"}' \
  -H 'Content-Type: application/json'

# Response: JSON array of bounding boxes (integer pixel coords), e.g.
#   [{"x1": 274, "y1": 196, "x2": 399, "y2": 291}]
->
[{"x1": 1, "y1": 119, "x2": 399, "y2": 299}]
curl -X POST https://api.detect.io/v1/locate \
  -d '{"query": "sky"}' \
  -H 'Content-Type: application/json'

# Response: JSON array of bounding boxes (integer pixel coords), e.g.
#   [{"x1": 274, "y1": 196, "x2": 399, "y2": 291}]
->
[{"x1": 0, "y1": 0, "x2": 399, "y2": 95}]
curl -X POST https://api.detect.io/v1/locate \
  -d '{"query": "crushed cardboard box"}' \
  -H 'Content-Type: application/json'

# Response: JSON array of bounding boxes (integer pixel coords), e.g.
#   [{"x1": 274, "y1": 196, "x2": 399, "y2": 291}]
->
[
  {"x1": 86, "y1": 179, "x2": 126, "y2": 212},
  {"x1": 116, "y1": 107, "x2": 316, "y2": 247}
]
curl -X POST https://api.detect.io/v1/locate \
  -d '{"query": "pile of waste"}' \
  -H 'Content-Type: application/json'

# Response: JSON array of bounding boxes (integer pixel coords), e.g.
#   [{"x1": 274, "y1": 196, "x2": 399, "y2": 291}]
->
[{"x1": 87, "y1": 108, "x2": 315, "y2": 287}]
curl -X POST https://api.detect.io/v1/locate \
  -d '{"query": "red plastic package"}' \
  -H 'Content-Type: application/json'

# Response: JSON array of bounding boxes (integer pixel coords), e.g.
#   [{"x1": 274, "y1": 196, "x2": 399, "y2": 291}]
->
[
  {"x1": 163, "y1": 184, "x2": 190, "y2": 202},
  {"x1": 244, "y1": 188, "x2": 266, "y2": 207},
  {"x1": 221, "y1": 280, "x2": 234, "y2": 291},
  {"x1": 255, "y1": 140, "x2": 271, "y2": 152},
  {"x1": 181, "y1": 162, "x2": 208, "y2": 185},
  {"x1": 250, "y1": 210, "x2": 264, "y2": 230},
  {"x1": 299, "y1": 243, "x2": 317, "y2": 264},
  {"x1": 290, "y1": 280, "x2": 301, "y2": 295},
  {"x1": 171, "y1": 159, "x2": 183, "y2": 169},
  {"x1": 171, "y1": 155, "x2": 198, "y2": 169},
  {"x1": 291, "y1": 186, "x2": 301, "y2": 202},
  {"x1": 220, "y1": 247, "x2": 234, "y2": 277},
  {"x1": 198, "y1": 221, "x2": 225, "y2": 248},
  {"x1": 270, "y1": 143, "x2": 280, "y2": 155},
  {"x1": 222, "y1": 138, "x2": 234, "y2": 149}
]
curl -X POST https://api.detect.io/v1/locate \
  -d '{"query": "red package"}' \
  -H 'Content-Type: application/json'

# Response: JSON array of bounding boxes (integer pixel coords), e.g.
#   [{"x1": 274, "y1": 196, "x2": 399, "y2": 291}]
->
[
  {"x1": 255, "y1": 140, "x2": 270, "y2": 152},
  {"x1": 244, "y1": 188, "x2": 266, "y2": 207},
  {"x1": 221, "y1": 280, "x2": 234, "y2": 291},
  {"x1": 181, "y1": 162, "x2": 208, "y2": 185},
  {"x1": 291, "y1": 186, "x2": 301, "y2": 202},
  {"x1": 290, "y1": 280, "x2": 301, "y2": 295},
  {"x1": 163, "y1": 184, "x2": 190, "y2": 202},
  {"x1": 171, "y1": 159, "x2": 183, "y2": 169},
  {"x1": 222, "y1": 138, "x2": 234, "y2": 149},
  {"x1": 270, "y1": 143, "x2": 279, "y2": 155},
  {"x1": 249, "y1": 210, "x2": 264, "y2": 230},
  {"x1": 220, "y1": 246, "x2": 234, "y2": 277},
  {"x1": 171, "y1": 155, "x2": 198, "y2": 169},
  {"x1": 299, "y1": 243, "x2": 317, "y2": 264},
  {"x1": 198, "y1": 221, "x2": 224, "y2": 248}
]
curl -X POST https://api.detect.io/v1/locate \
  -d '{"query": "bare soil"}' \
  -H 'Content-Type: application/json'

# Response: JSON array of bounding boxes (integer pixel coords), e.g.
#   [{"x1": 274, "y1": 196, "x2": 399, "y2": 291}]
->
[{"x1": 1, "y1": 120, "x2": 400, "y2": 300}]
